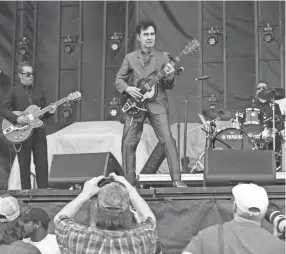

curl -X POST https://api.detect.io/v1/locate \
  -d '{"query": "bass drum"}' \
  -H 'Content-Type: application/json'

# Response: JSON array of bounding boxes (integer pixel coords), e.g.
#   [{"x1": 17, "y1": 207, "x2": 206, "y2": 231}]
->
[{"x1": 211, "y1": 128, "x2": 257, "y2": 150}]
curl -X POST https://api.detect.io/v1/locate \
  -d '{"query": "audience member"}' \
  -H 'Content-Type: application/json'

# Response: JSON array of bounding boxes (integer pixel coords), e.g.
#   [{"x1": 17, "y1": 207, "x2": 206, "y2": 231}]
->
[
  {"x1": 54, "y1": 173, "x2": 158, "y2": 254},
  {"x1": 182, "y1": 183, "x2": 285, "y2": 254},
  {"x1": 0, "y1": 194, "x2": 40, "y2": 254},
  {"x1": 21, "y1": 208, "x2": 61, "y2": 254}
]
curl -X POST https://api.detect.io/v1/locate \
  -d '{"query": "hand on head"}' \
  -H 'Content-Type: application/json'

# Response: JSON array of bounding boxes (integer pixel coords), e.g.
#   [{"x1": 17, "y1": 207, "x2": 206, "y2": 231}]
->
[
  {"x1": 108, "y1": 173, "x2": 130, "y2": 188},
  {"x1": 81, "y1": 175, "x2": 105, "y2": 199},
  {"x1": 82, "y1": 174, "x2": 131, "y2": 199}
]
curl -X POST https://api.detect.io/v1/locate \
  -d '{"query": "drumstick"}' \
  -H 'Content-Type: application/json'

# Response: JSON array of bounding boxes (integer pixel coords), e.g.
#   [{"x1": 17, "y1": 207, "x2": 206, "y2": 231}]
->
[{"x1": 264, "y1": 117, "x2": 272, "y2": 122}]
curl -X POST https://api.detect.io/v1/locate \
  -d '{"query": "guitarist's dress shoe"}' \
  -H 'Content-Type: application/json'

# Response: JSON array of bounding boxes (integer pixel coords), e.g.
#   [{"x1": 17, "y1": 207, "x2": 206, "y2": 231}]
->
[{"x1": 173, "y1": 180, "x2": 187, "y2": 188}]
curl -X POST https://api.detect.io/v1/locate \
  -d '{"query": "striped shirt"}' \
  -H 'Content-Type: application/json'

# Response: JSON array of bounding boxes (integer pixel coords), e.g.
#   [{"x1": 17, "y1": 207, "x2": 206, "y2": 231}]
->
[{"x1": 54, "y1": 215, "x2": 158, "y2": 254}]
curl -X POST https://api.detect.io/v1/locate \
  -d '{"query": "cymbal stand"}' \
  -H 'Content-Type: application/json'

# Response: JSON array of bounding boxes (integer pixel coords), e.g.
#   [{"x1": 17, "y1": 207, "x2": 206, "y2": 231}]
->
[
  {"x1": 270, "y1": 90, "x2": 276, "y2": 154},
  {"x1": 189, "y1": 119, "x2": 217, "y2": 173}
]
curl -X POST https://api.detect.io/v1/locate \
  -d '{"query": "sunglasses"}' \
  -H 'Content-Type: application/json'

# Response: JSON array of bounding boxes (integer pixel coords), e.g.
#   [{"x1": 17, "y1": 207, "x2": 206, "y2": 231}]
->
[
  {"x1": 256, "y1": 86, "x2": 267, "y2": 90},
  {"x1": 21, "y1": 72, "x2": 34, "y2": 77}
]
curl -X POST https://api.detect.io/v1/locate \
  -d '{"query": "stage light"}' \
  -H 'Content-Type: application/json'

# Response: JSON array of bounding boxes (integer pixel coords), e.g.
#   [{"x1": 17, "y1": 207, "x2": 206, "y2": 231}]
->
[
  {"x1": 263, "y1": 23, "x2": 274, "y2": 43},
  {"x1": 208, "y1": 94, "x2": 219, "y2": 109},
  {"x1": 62, "y1": 101, "x2": 72, "y2": 118},
  {"x1": 207, "y1": 27, "x2": 219, "y2": 46},
  {"x1": 63, "y1": 35, "x2": 78, "y2": 54},
  {"x1": 109, "y1": 97, "x2": 120, "y2": 116},
  {"x1": 110, "y1": 32, "x2": 123, "y2": 51},
  {"x1": 18, "y1": 37, "x2": 29, "y2": 55}
]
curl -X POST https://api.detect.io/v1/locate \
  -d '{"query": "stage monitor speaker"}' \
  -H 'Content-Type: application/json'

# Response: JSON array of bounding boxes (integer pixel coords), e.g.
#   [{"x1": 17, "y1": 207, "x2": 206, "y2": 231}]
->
[
  {"x1": 204, "y1": 149, "x2": 276, "y2": 186},
  {"x1": 48, "y1": 152, "x2": 124, "y2": 189}
]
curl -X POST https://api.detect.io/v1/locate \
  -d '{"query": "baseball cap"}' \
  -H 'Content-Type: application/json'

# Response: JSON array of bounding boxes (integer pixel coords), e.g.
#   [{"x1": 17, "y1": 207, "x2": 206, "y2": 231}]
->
[
  {"x1": 232, "y1": 183, "x2": 269, "y2": 216},
  {"x1": 97, "y1": 182, "x2": 129, "y2": 212},
  {"x1": 21, "y1": 208, "x2": 50, "y2": 227},
  {"x1": 0, "y1": 195, "x2": 20, "y2": 222}
]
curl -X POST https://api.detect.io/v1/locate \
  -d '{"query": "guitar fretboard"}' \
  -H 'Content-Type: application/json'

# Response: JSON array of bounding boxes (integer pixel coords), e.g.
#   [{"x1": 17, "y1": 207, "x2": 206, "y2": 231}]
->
[
  {"x1": 32, "y1": 97, "x2": 69, "y2": 119},
  {"x1": 144, "y1": 49, "x2": 186, "y2": 90}
]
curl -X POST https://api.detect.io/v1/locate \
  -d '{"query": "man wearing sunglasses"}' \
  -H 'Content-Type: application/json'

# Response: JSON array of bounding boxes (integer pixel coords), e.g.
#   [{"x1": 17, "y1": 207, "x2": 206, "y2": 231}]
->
[{"x1": 0, "y1": 61, "x2": 57, "y2": 189}]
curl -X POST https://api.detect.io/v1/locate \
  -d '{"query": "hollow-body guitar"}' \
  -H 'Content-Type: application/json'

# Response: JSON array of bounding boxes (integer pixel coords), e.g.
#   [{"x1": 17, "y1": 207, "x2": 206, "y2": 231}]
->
[{"x1": 2, "y1": 91, "x2": 81, "y2": 144}]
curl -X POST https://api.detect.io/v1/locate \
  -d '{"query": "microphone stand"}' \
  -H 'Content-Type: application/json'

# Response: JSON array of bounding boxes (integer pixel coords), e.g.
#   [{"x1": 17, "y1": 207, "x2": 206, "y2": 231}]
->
[
  {"x1": 171, "y1": 69, "x2": 192, "y2": 172},
  {"x1": 182, "y1": 90, "x2": 192, "y2": 172},
  {"x1": 175, "y1": 70, "x2": 182, "y2": 161}
]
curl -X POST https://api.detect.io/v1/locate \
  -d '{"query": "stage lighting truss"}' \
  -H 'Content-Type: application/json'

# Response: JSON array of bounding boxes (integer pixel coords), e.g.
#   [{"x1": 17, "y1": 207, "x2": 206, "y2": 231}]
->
[
  {"x1": 109, "y1": 97, "x2": 121, "y2": 116},
  {"x1": 63, "y1": 35, "x2": 78, "y2": 54},
  {"x1": 110, "y1": 32, "x2": 124, "y2": 51},
  {"x1": 207, "y1": 27, "x2": 220, "y2": 46},
  {"x1": 18, "y1": 37, "x2": 29, "y2": 55},
  {"x1": 263, "y1": 23, "x2": 274, "y2": 43}
]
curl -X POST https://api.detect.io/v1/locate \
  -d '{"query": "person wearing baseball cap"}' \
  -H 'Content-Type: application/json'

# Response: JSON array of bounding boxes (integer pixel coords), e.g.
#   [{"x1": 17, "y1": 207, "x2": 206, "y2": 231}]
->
[
  {"x1": 54, "y1": 173, "x2": 159, "y2": 254},
  {"x1": 0, "y1": 195, "x2": 40, "y2": 254},
  {"x1": 182, "y1": 183, "x2": 285, "y2": 254},
  {"x1": 21, "y1": 208, "x2": 61, "y2": 254}
]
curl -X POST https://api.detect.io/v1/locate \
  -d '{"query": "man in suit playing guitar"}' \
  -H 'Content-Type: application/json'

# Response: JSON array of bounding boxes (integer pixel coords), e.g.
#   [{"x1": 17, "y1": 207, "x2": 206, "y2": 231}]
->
[
  {"x1": 0, "y1": 61, "x2": 57, "y2": 189},
  {"x1": 115, "y1": 19, "x2": 186, "y2": 187}
]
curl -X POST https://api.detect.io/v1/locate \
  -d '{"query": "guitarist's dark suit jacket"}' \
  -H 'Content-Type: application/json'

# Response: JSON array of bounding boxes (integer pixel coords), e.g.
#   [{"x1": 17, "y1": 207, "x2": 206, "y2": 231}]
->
[
  {"x1": 115, "y1": 48, "x2": 182, "y2": 185},
  {"x1": 0, "y1": 83, "x2": 51, "y2": 189}
]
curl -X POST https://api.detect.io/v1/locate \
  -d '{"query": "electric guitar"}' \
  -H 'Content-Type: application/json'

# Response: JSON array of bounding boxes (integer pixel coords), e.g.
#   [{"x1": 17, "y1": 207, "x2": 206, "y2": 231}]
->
[
  {"x1": 2, "y1": 91, "x2": 81, "y2": 144},
  {"x1": 121, "y1": 39, "x2": 201, "y2": 118}
]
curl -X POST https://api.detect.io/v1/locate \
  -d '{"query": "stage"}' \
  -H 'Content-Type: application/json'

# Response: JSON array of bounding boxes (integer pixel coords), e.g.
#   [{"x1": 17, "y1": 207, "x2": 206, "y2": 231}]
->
[{"x1": 2, "y1": 121, "x2": 285, "y2": 253}]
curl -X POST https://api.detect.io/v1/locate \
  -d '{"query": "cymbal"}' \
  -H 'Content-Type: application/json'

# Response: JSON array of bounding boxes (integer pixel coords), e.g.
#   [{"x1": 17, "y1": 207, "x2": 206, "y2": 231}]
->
[
  {"x1": 258, "y1": 88, "x2": 285, "y2": 101},
  {"x1": 203, "y1": 108, "x2": 235, "y2": 121}
]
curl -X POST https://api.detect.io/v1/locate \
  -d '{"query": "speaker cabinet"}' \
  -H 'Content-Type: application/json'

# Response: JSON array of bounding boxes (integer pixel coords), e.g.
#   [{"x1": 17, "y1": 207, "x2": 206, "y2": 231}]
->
[
  {"x1": 204, "y1": 149, "x2": 276, "y2": 186},
  {"x1": 48, "y1": 152, "x2": 124, "y2": 189}
]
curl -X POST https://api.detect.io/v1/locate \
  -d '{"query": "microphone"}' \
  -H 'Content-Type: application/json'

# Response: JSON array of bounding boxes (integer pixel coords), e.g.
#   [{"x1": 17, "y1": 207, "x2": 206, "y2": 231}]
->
[{"x1": 195, "y1": 76, "x2": 211, "y2": 81}]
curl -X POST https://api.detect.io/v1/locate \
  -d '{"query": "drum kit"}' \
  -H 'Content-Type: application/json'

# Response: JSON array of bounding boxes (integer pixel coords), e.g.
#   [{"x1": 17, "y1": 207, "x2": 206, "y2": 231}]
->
[{"x1": 190, "y1": 87, "x2": 285, "y2": 172}]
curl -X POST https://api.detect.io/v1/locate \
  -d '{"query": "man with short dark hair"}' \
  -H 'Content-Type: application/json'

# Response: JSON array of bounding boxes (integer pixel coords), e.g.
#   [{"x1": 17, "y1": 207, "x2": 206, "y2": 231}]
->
[
  {"x1": 0, "y1": 195, "x2": 41, "y2": 254},
  {"x1": 54, "y1": 173, "x2": 158, "y2": 254},
  {"x1": 0, "y1": 61, "x2": 56, "y2": 189},
  {"x1": 114, "y1": 19, "x2": 186, "y2": 187},
  {"x1": 182, "y1": 183, "x2": 285, "y2": 254},
  {"x1": 21, "y1": 208, "x2": 61, "y2": 254}
]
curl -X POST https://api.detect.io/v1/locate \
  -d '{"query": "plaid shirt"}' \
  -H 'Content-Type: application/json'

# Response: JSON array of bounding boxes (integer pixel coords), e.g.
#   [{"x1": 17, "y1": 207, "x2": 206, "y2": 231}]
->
[{"x1": 54, "y1": 215, "x2": 158, "y2": 254}]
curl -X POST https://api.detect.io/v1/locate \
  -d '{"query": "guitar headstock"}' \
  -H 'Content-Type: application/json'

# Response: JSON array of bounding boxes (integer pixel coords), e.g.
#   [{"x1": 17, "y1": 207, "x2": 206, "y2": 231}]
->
[
  {"x1": 183, "y1": 39, "x2": 201, "y2": 55},
  {"x1": 67, "y1": 91, "x2": 82, "y2": 101}
]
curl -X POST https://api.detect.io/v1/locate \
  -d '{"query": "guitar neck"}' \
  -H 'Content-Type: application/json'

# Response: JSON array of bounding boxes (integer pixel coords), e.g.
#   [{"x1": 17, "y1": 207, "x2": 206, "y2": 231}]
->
[
  {"x1": 33, "y1": 97, "x2": 68, "y2": 119},
  {"x1": 145, "y1": 50, "x2": 186, "y2": 90}
]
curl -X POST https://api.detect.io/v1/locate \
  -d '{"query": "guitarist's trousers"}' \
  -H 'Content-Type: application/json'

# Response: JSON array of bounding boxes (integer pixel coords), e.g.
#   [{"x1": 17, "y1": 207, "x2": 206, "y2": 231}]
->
[
  {"x1": 16, "y1": 127, "x2": 48, "y2": 189},
  {"x1": 122, "y1": 112, "x2": 181, "y2": 186}
]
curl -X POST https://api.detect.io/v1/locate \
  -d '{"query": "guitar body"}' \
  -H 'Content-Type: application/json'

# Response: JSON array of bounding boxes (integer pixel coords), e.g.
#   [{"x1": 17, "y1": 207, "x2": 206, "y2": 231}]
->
[
  {"x1": 2, "y1": 105, "x2": 44, "y2": 144},
  {"x1": 122, "y1": 78, "x2": 159, "y2": 118}
]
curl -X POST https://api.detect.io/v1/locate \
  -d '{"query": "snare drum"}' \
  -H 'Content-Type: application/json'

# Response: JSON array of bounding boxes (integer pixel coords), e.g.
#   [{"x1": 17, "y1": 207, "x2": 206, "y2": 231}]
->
[
  {"x1": 243, "y1": 108, "x2": 264, "y2": 132},
  {"x1": 211, "y1": 128, "x2": 257, "y2": 150}
]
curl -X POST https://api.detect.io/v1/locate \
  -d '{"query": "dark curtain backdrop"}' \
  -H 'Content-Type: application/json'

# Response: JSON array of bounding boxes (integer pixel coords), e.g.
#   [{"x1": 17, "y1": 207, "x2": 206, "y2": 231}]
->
[
  {"x1": 0, "y1": 1, "x2": 284, "y2": 123},
  {"x1": 0, "y1": 1, "x2": 284, "y2": 181}
]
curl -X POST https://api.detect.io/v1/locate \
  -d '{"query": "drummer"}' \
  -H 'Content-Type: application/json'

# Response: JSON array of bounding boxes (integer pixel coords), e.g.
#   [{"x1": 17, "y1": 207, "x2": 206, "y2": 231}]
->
[
  {"x1": 248, "y1": 81, "x2": 282, "y2": 128},
  {"x1": 248, "y1": 81, "x2": 284, "y2": 169}
]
